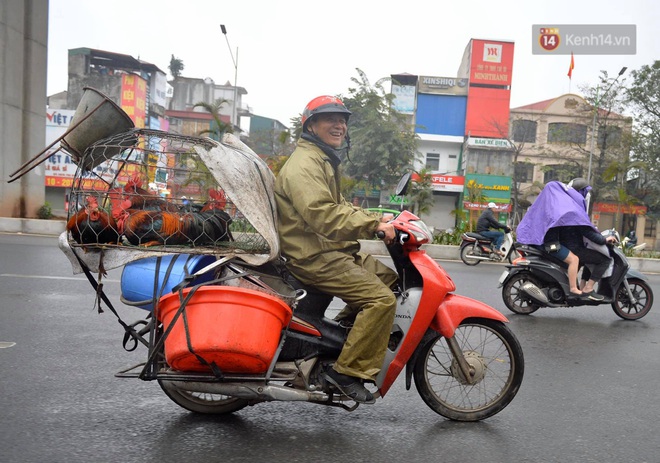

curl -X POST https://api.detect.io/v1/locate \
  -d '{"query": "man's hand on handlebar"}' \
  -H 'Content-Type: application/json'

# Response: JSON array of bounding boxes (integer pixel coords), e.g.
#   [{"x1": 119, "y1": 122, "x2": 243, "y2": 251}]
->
[{"x1": 376, "y1": 222, "x2": 396, "y2": 245}]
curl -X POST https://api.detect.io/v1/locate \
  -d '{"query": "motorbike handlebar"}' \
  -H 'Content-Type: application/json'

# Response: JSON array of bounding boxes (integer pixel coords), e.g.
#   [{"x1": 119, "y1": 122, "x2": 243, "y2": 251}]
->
[{"x1": 376, "y1": 229, "x2": 407, "y2": 245}]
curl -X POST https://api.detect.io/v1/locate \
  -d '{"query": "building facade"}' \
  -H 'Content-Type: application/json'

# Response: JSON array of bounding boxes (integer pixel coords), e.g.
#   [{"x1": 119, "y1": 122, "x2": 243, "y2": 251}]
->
[
  {"x1": 510, "y1": 93, "x2": 654, "y2": 249},
  {"x1": 389, "y1": 38, "x2": 516, "y2": 231}
]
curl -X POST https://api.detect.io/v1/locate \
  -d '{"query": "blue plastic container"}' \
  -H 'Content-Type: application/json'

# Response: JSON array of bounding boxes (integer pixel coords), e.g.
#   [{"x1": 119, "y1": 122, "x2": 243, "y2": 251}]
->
[{"x1": 120, "y1": 254, "x2": 216, "y2": 311}]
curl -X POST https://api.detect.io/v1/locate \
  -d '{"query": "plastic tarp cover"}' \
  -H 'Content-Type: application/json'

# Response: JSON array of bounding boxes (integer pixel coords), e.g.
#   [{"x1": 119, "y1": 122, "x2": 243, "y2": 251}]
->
[
  {"x1": 515, "y1": 181, "x2": 595, "y2": 245},
  {"x1": 59, "y1": 133, "x2": 280, "y2": 274}
]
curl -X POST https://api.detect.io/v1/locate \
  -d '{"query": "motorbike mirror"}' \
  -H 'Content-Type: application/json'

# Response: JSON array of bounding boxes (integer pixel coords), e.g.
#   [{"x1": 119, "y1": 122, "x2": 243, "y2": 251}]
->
[{"x1": 395, "y1": 172, "x2": 412, "y2": 196}]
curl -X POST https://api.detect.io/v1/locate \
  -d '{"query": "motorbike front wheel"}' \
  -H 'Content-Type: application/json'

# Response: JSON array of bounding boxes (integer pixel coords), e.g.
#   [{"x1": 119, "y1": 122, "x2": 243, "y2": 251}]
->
[
  {"x1": 611, "y1": 278, "x2": 653, "y2": 320},
  {"x1": 460, "y1": 244, "x2": 481, "y2": 266},
  {"x1": 413, "y1": 318, "x2": 524, "y2": 421},
  {"x1": 158, "y1": 380, "x2": 250, "y2": 414}
]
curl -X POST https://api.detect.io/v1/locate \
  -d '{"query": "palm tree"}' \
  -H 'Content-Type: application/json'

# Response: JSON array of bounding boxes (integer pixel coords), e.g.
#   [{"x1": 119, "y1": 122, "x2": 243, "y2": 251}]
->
[
  {"x1": 169, "y1": 55, "x2": 184, "y2": 79},
  {"x1": 464, "y1": 179, "x2": 486, "y2": 231},
  {"x1": 193, "y1": 99, "x2": 233, "y2": 139}
]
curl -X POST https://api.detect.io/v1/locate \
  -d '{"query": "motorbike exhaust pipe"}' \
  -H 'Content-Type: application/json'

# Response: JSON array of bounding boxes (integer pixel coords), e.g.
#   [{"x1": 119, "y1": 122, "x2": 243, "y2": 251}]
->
[
  {"x1": 162, "y1": 380, "x2": 331, "y2": 402},
  {"x1": 521, "y1": 282, "x2": 550, "y2": 305},
  {"x1": 465, "y1": 255, "x2": 491, "y2": 261}
]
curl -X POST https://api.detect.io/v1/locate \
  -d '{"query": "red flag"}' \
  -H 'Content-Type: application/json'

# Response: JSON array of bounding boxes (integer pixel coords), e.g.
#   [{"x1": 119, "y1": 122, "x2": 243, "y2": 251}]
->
[{"x1": 567, "y1": 52, "x2": 575, "y2": 79}]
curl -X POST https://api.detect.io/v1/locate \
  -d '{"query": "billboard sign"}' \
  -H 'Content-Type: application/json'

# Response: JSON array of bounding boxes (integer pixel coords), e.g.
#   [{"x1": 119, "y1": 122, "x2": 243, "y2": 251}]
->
[
  {"x1": 121, "y1": 74, "x2": 147, "y2": 128},
  {"x1": 468, "y1": 40, "x2": 514, "y2": 86},
  {"x1": 392, "y1": 83, "x2": 416, "y2": 114},
  {"x1": 418, "y1": 76, "x2": 468, "y2": 95}
]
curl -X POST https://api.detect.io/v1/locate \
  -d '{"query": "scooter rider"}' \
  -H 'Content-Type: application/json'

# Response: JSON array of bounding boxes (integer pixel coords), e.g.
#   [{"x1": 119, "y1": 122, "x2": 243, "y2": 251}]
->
[
  {"x1": 477, "y1": 202, "x2": 510, "y2": 255},
  {"x1": 516, "y1": 178, "x2": 616, "y2": 301},
  {"x1": 553, "y1": 178, "x2": 616, "y2": 299},
  {"x1": 274, "y1": 95, "x2": 397, "y2": 404}
]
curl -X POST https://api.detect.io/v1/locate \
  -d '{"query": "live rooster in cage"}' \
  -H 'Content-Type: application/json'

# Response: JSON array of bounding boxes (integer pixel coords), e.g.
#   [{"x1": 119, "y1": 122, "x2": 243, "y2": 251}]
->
[
  {"x1": 117, "y1": 188, "x2": 233, "y2": 247},
  {"x1": 108, "y1": 173, "x2": 180, "y2": 219},
  {"x1": 66, "y1": 196, "x2": 121, "y2": 245}
]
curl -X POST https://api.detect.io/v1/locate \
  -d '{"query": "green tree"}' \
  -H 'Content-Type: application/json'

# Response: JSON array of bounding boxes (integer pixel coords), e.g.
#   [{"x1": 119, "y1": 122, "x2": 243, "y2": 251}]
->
[
  {"x1": 245, "y1": 127, "x2": 295, "y2": 157},
  {"x1": 578, "y1": 71, "x2": 630, "y2": 207},
  {"x1": 169, "y1": 55, "x2": 184, "y2": 79},
  {"x1": 341, "y1": 69, "x2": 419, "y2": 189},
  {"x1": 193, "y1": 99, "x2": 233, "y2": 139},
  {"x1": 625, "y1": 61, "x2": 660, "y2": 216}
]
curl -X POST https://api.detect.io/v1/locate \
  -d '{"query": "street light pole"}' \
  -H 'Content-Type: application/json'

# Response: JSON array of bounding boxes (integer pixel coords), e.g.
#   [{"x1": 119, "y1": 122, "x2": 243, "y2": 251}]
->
[
  {"x1": 220, "y1": 24, "x2": 239, "y2": 131},
  {"x1": 586, "y1": 66, "x2": 627, "y2": 185}
]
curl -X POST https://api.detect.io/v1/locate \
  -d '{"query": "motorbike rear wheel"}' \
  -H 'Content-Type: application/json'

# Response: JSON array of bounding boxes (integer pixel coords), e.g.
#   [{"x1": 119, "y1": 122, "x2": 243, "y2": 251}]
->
[
  {"x1": 611, "y1": 278, "x2": 653, "y2": 320},
  {"x1": 158, "y1": 380, "x2": 250, "y2": 414},
  {"x1": 502, "y1": 273, "x2": 542, "y2": 314},
  {"x1": 413, "y1": 318, "x2": 524, "y2": 422},
  {"x1": 460, "y1": 244, "x2": 481, "y2": 266}
]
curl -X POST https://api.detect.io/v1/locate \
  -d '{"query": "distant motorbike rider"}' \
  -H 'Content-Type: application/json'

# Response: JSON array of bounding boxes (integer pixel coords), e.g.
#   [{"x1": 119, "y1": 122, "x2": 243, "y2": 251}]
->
[
  {"x1": 625, "y1": 230, "x2": 638, "y2": 248},
  {"x1": 476, "y1": 202, "x2": 510, "y2": 255}
]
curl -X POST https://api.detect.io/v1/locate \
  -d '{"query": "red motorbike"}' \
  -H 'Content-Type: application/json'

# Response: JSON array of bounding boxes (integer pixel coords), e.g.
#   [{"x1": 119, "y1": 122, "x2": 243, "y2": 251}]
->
[{"x1": 111, "y1": 206, "x2": 524, "y2": 422}]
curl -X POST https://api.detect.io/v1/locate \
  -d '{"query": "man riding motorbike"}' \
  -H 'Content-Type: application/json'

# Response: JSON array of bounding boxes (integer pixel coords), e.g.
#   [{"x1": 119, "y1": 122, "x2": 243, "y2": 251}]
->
[
  {"x1": 273, "y1": 95, "x2": 397, "y2": 404},
  {"x1": 477, "y1": 202, "x2": 510, "y2": 256}
]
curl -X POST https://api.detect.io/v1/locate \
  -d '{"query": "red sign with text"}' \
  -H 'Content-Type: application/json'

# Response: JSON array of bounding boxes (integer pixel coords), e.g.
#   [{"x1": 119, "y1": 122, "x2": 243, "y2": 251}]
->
[
  {"x1": 593, "y1": 202, "x2": 647, "y2": 214},
  {"x1": 465, "y1": 39, "x2": 514, "y2": 138},
  {"x1": 412, "y1": 173, "x2": 465, "y2": 192},
  {"x1": 121, "y1": 74, "x2": 147, "y2": 128}
]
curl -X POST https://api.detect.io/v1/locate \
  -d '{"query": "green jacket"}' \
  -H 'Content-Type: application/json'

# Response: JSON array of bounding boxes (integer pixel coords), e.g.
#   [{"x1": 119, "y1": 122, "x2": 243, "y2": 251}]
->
[{"x1": 274, "y1": 138, "x2": 381, "y2": 282}]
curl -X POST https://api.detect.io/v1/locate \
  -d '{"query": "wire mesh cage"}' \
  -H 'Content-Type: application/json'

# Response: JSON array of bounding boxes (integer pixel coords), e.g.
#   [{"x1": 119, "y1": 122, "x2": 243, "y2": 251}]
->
[{"x1": 65, "y1": 129, "x2": 271, "y2": 256}]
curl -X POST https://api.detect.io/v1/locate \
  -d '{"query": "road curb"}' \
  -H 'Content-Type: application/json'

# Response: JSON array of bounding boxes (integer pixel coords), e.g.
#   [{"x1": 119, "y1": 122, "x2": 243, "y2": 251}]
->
[{"x1": 2, "y1": 218, "x2": 658, "y2": 274}]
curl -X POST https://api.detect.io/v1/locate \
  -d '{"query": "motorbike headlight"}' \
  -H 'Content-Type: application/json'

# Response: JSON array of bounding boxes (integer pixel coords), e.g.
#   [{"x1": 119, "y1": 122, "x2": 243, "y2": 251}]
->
[{"x1": 409, "y1": 220, "x2": 433, "y2": 243}]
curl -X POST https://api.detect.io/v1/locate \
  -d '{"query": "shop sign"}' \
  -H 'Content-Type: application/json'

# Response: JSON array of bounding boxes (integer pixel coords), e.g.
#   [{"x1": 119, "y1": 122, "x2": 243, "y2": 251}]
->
[
  {"x1": 467, "y1": 137, "x2": 513, "y2": 149},
  {"x1": 593, "y1": 202, "x2": 647, "y2": 214},
  {"x1": 430, "y1": 174, "x2": 464, "y2": 192},
  {"x1": 418, "y1": 76, "x2": 469, "y2": 95},
  {"x1": 388, "y1": 195, "x2": 410, "y2": 205},
  {"x1": 462, "y1": 201, "x2": 511, "y2": 212},
  {"x1": 412, "y1": 172, "x2": 465, "y2": 192}
]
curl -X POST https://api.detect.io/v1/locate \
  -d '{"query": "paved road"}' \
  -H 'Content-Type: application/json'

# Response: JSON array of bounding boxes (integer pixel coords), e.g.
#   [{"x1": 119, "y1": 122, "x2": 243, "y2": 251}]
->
[{"x1": 1, "y1": 233, "x2": 660, "y2": 463}]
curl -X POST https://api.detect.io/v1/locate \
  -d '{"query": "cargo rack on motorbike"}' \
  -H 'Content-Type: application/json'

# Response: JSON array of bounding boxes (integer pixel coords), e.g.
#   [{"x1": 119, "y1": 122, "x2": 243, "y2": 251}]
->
[
  {"x1": 55, "y1": 109, "x2": 294, "y2": 384},
  {"x1": 113, "y1": 258, "x2": 306, "y2": 383}
]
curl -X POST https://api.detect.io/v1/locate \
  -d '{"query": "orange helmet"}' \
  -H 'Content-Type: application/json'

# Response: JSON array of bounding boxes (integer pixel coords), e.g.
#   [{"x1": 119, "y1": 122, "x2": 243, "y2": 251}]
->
[{"x1": 301, "y1": 95, "x2": 351, "y2": 131}]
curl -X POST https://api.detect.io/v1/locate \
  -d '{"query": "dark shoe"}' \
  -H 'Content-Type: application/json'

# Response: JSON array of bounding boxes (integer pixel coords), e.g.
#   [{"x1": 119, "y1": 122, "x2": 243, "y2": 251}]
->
[
  {"x1": 568, "y1": 291, "x2": 583, "y2": 299},
  {"x1": 582, "y1": 291, "x2": 604, "y2": 301},
  {"x1": 323, "y1": 368, "x2": 375, "y2": 404}
]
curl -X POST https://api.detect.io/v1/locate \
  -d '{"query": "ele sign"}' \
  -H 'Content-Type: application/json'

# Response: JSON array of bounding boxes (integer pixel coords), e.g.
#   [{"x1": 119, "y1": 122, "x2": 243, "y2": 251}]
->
[
  {"x1": 412, "y1": 172, "x2": 465, "y2": 192},
  {"x1": 430, "y1": 175, "x2": 464, "y2": 192}
]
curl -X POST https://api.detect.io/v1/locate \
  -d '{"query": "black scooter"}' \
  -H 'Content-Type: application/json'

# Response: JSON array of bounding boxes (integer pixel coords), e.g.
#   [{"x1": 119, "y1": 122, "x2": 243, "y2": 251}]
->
[{"x1": 499, "y1": 230, "x2": 653, "y2": 320}]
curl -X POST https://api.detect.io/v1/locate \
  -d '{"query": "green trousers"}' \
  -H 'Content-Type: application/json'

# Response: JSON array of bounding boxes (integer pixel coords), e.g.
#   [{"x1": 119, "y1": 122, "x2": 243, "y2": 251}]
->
[{"x1": 289, "y1": 251, "x2": 398, "y2": 381}]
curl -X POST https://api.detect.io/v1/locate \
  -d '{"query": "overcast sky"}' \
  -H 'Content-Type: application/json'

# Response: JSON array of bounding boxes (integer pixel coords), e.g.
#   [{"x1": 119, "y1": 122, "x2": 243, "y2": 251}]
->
[{"x1": 47, "y1": 0, "x2": 659, "y2": 128}]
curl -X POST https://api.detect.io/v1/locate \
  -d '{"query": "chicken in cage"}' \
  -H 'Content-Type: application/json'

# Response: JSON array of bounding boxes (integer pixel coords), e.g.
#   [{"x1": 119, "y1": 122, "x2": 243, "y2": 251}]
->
[{"x1": 65, "y1": 129, "x2": 272, "y2": 257}]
